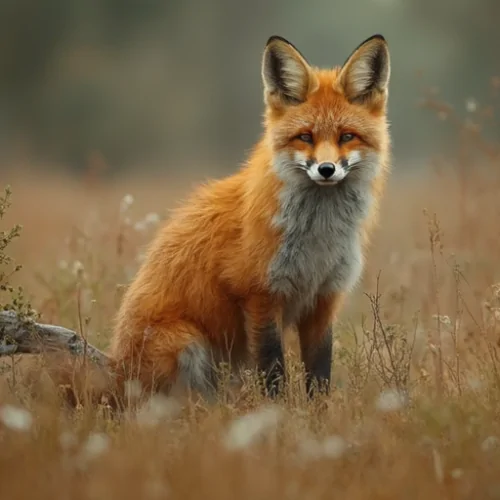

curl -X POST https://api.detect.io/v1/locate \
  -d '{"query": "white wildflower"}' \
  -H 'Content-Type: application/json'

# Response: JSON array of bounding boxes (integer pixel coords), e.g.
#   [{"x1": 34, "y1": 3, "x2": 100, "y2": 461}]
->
[
  {"x1": 481, "y1": 436, "x2": 499, "y2": 452},
  {"x1": 432, "y1": 314, "x2": 451, "y2": 326},
  {"x1": 136, "y1": 395, "x2": 182, "y2": 427},
  {"x1": 120, "y1": 194, "x2": 134, "y2": 214},
  {"x1": 71, "y1": 260, "x2": 84, "y2": 277},
  {"x1": 134, "y1": 221, "x2": 148, "y2": 232},
  {"x1": 465, "y1": 98, "x2": 477, "y2": 113},
  {"x1": 451, "y1": 468, "x2": 464, "y2": 479},
  {"x1": 297, "y1": 438, "x2": 324, "y2": 460},
  {"x1": 375, "y1": 388, "x2": 407, "y2": 412},
  {"x1": 298, "y1": 434, "x2": 347, "y2": 461},
  {"x1": 58, "y1": 259, "x2": 69, "y2": 270},
  {"x1": 223, "y1": 405, "x2": 283, "y2": 451},
  {"x1": 0, "y1": 405, "x2": 33, "y2": 432},
  {"x1": 492, "y1": 308, "x2": 500, "y2": 321},
  {"x1": 323, "y1": 435, "x2": 348, "y2": 458},
  {"x1": 81, "y1": 432, "x2": 110, "y2": 461},
  {"x1": 145, "y1": 212, "x2": 161, "y2": 225}
]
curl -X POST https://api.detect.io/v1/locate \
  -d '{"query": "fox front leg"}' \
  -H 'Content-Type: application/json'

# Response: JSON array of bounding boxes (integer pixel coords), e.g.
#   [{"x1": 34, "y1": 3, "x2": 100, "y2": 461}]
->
[
  {"x1": 298, "y1": 293, "x2": 343, "y2": 397},
  {"x1": 245, "y1": 296, "x2": 286, "y2": 398}
]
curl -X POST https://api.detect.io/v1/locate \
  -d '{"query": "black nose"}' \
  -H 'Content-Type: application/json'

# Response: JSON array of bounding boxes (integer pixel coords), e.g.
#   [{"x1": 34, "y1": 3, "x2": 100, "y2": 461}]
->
[{"x1": 318, "y1": 162, "x2": 335, "y2": 179}]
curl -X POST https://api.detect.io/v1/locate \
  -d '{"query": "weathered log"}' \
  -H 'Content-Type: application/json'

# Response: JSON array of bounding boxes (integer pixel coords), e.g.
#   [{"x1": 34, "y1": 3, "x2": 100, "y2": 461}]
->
[{"x1": 0, "y1": 310, "x2": 110, "y2": 366}]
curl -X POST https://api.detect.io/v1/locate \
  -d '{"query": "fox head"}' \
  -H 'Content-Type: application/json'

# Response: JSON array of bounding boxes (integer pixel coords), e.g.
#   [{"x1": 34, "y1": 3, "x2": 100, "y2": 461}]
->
[{"x1": 261, "y1": 34, "x2": 391, "y2": 187}]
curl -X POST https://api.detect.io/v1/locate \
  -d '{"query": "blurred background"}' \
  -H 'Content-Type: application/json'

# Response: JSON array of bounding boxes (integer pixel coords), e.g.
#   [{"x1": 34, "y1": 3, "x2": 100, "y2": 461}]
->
[{"x1": 1, "y1": 0, "x2": 499, "y2": 178}]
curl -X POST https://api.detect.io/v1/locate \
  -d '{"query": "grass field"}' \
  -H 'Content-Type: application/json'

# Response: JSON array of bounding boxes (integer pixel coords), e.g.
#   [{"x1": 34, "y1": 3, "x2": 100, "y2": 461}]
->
[{"x1": 1, "y1": 95, "x2": 500, "y2": 498}]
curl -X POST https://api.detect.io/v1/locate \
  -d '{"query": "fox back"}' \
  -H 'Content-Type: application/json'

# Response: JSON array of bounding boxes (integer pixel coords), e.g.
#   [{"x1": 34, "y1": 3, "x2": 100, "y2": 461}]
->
[{"x1": 110, "y1": 34, "x2": 391, "y2": 401}]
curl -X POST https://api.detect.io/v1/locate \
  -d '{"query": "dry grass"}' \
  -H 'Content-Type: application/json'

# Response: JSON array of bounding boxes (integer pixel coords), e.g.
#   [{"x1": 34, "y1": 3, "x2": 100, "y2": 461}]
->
[{"x1": 2, "y1": 89, "x2": 500, "y2": 499}]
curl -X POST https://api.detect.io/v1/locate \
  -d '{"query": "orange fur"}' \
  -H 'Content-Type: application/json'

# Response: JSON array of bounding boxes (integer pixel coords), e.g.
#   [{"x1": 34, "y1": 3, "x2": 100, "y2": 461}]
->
[{"x1": 109, "y1": 34, "x2": 392, "y2": 400}]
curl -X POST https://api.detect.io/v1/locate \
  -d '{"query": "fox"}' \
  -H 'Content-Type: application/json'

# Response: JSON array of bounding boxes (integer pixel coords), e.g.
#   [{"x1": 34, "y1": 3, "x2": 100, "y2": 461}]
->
[{"x1": 109, "y1": 34, "x2": 391, "y2": 402}]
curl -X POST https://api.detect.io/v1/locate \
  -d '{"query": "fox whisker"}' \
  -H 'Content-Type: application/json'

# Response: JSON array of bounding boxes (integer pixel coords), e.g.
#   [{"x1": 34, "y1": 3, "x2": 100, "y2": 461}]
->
[{"x1": 345, "y1": 160, "x2": 365, "y2": 171}]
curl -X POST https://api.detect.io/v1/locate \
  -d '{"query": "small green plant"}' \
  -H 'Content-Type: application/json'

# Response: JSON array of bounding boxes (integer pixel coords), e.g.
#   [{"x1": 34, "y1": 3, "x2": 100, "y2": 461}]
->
[{"x1": 0, "y1": 185, "x2": 37, "y2": 320}]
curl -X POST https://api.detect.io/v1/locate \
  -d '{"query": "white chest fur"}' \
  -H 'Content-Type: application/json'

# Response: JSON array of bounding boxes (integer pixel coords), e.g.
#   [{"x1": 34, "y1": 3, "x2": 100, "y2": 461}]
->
[{"x1": 268, "y1": 178, "x2": 372, "y2": 325}]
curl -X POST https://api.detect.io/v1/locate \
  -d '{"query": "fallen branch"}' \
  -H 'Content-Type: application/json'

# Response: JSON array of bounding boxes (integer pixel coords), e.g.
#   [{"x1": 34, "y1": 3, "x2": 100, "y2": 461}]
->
[{"x1": 0, "y1": 310, "x2": 110, "y2": 366}]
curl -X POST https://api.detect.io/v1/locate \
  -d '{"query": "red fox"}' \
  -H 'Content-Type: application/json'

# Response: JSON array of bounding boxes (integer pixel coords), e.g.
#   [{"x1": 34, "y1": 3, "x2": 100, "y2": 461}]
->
[{"x1": 109, "y1": 34, "x2": 391, "y2": 401}]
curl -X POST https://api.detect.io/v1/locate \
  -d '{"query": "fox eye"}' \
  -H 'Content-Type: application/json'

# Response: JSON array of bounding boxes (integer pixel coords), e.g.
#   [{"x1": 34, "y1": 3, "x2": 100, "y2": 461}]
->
[
  {"x1": 339, "y1": 133, "x2": 356, "y2": 144},
  {"x1": 296, "y1": 133, "x2": 314, "y2": 144}
]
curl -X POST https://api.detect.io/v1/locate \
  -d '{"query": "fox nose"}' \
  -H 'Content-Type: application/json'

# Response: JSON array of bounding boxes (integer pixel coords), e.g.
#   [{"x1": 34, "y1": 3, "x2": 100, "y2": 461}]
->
[{"x1": 318, "y1": 162, "x2": 335, "y2": 179}]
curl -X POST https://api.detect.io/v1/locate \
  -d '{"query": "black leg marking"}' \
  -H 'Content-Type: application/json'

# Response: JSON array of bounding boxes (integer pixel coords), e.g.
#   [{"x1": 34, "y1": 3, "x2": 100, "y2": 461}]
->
[
  {"x1": 257, "y1": 323, "x2": 286, "y2": 398},
  {"x1": 302, "y1": 327, "x2": 333, "y2": 398}
]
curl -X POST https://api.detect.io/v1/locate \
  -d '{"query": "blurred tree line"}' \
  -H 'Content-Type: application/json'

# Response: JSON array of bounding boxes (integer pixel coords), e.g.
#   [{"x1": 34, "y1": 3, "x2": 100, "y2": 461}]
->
[{"x1": 0, "y1": 0, "x2": 499, "y2": 176}]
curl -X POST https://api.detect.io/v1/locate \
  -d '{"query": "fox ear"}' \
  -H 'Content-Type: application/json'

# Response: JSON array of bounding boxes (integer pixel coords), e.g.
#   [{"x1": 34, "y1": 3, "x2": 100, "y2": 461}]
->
[
  {"x1": 262, "y1": 36, "x2": 313, "y2": 109},
  {"x1": 338, "y1": 34, "x2": 390, "y2": 109}
]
